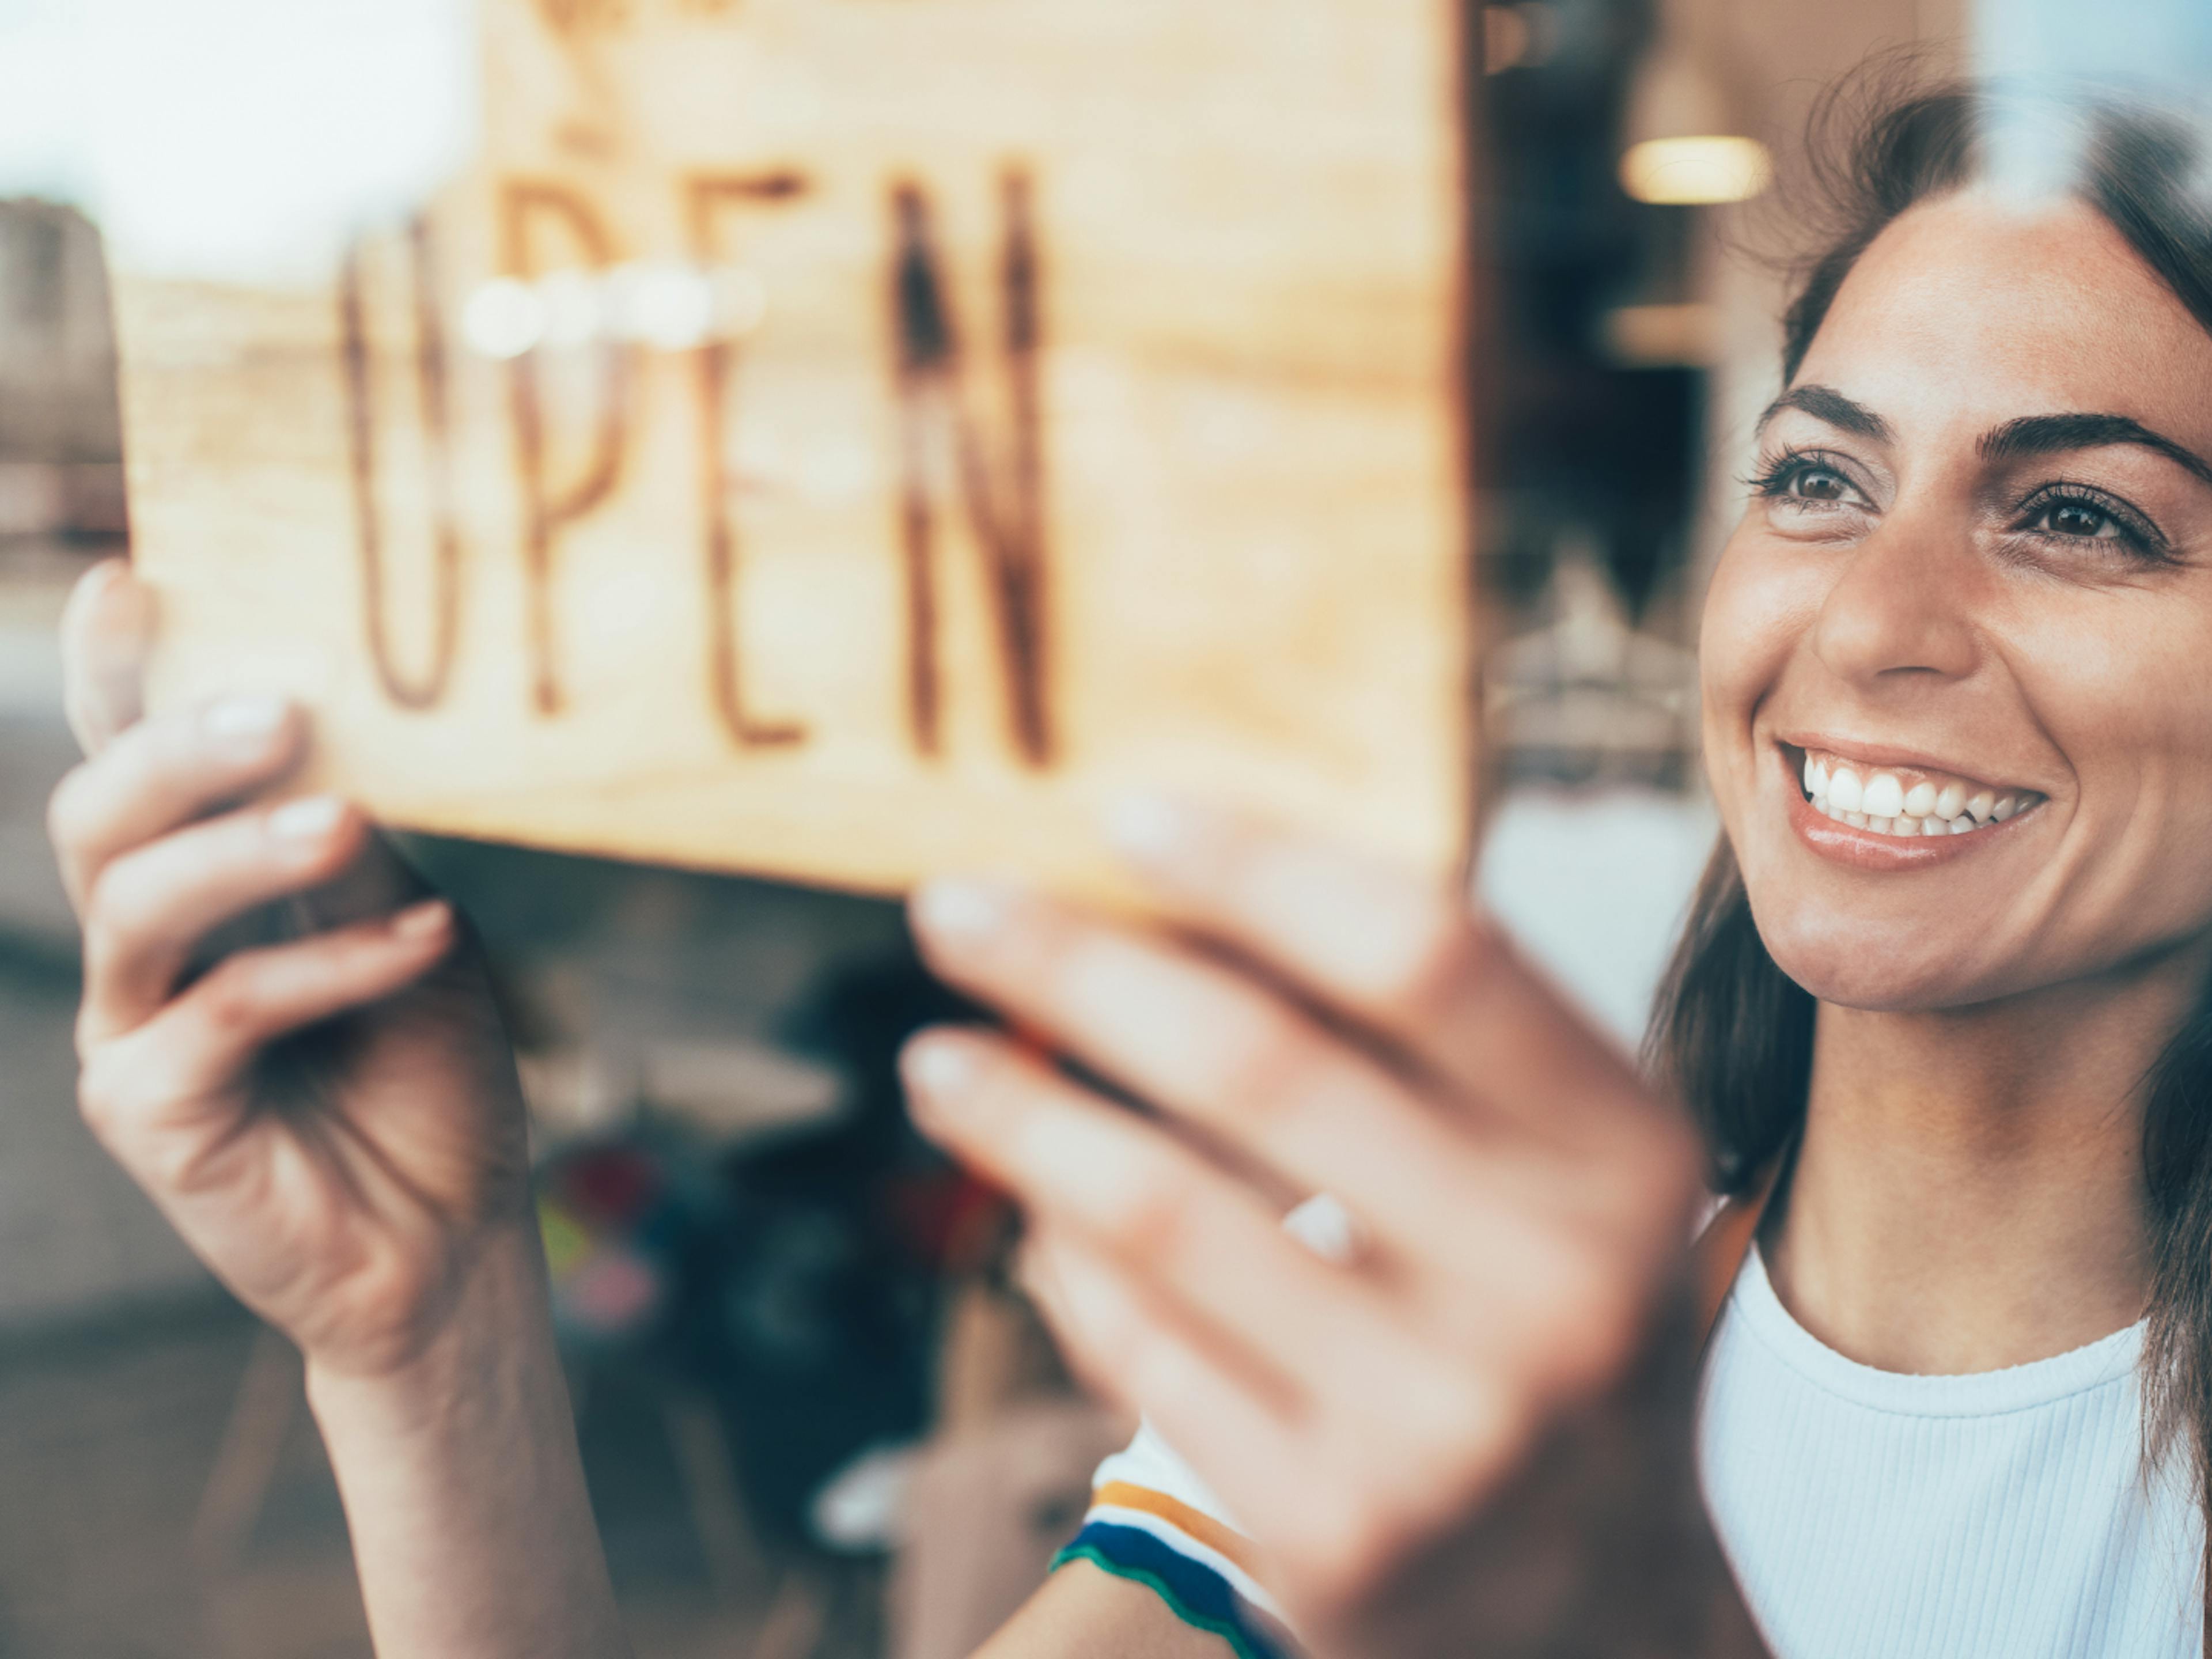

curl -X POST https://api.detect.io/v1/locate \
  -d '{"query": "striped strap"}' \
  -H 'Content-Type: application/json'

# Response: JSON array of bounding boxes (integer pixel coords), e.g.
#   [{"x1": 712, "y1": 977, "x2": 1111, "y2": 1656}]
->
[{"x1": 1052, "y1": 1522, "x2": 1294, "y2": 1659}]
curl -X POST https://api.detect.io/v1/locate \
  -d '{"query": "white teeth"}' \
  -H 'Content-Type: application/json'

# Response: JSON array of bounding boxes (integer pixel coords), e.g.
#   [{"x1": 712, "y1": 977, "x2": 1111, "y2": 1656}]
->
[{"x1": 1797, "y1": 749, "x2": 2039, "y2": 840}]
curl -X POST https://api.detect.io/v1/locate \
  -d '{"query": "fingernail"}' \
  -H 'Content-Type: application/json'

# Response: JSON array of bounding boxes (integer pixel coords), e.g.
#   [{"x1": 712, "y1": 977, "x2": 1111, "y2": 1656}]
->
[
  {"x1": 912, "y1": 877, "x2": 1016, "y2": 945},
  {"x1": 268, "y1": 795, "x2": 346, "y2": 844},
  {"x1": 902, "y1": 1032, "x2": 978, "y2": 1100},
  {"x1": 203, "y1": 695, "x2": 288, "y2": 750},
  {"x1": 63, "y1": 558, "x2": 126, "y2": 634},
  {"x1": 1105, "y1": 793, "x2": 1224, "y2": 876},
  {"x1": 1104, "y1": 793, "x2": 1186, "y2": 861},
  {"x1": 391, "y1": 899, "x2": 452, "y2": 941}
]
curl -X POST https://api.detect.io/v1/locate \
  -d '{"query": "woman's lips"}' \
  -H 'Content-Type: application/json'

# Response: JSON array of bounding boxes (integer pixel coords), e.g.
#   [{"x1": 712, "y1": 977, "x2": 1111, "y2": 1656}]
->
[{"x1": 1778, "y1": 745, "x2": 2038, "y2": 871}]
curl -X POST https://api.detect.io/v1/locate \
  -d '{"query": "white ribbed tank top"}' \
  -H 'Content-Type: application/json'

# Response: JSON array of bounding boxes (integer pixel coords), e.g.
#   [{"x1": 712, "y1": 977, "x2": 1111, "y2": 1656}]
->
[{"x1": 1698, "y1": 1245, "x2": 2203, "y2": 1658}]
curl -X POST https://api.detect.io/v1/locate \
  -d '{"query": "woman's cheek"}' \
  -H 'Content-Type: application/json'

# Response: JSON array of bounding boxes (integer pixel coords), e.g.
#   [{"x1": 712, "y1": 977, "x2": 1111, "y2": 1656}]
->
[{"x1": 1698, "y1": 532, "x2": 1807, "y2": 818}]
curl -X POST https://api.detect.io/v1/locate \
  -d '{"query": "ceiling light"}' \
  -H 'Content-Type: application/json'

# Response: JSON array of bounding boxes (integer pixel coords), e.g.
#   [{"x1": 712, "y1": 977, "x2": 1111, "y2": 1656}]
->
[
  {"x1": 1619, "y1": 135, "x2": 1771, "y2": 204},
  {"x1": 1618, "y1": 23, "x2": 1770, "y2": 206}
]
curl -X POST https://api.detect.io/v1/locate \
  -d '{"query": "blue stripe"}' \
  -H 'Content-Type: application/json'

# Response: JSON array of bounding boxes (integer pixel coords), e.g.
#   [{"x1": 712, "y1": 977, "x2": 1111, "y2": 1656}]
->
[{"x1": 1049, "y1": 1520, "x2": 1294, "y2": 1659}]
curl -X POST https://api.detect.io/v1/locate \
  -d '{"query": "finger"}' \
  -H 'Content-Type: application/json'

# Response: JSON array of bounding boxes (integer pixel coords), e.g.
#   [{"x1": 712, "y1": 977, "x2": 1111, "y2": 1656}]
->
[
  {"x1": 48, "y1": 695, "x2": 305, "y2": 914},
  {"x1": 1103, "y1": 797, "x2": 1674, "y2": 1147},
  {"x1": 902, "y1": 1026, "x2": 1439, "y2": 1412},
  {"x1": 60, "y1": 559, "x2": 157, "y2": 756},
  {"x1": 80, "y1": 795, "x2": 367, "y2": 1041},
  {"x1": 78, "y1": 898, "x2": 456, "y2": 1187},
  {"x1": 910, "y1": 880, "x2": 1531, "y2": 1267},
  {"x1": 286, "y1": 817, "x2": 433, "y2": 933}
]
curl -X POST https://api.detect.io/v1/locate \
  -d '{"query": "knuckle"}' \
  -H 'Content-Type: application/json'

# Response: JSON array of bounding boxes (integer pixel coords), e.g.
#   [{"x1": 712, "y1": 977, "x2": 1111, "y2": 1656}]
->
[
  {"x1": 1398, "y1": 1364, "x2": 1497, "y2": 1463},
  {"x1": 73, "y1": 1003, "x2": 105, "y2": 1063},
  {"x1": 79, "y1": 877, "x2": 164, "y2": 987},
  {"x1": 74, "y1": 1052, "x2": 143, "y2": 1146},
  {"x1": 1106, "y1": 1164, "x2": 1199, "y2": 1263},
  {"x1": 149, "y1": 709, "x2": 204, "y2": 775},
  {"x1": 142, "y1": 1121, "x2": 230, "y2": 1198},
  {"x1": 1391, "y1": 908, "x2": 1499, "y2": 1019},
  {"x1": 1074, "y1": 1286, "x2": 1148, "y2": 1372},
  {"x1": 1311, "y1": 1490, "x2": 1421, "y2": 1605},
  {"x1": 74, "y1": 1062, "x2": 118, "y2": 1139},
  {"x1": 78, "y1": 857, "x2": 138, "y2": 940},
  {"x1": 1518, "y1": 1238, "x2": 1646, "y2": 1389},
  {"x1": 44, "y1": 764, "x2": 93, "y2": 856},
  {"x1": 1207, "y1": 1005, "x2": 1325, "y2": 1130},
  {"x1": 194, "y1": 959, "x2": 266, "y2": 1037}
]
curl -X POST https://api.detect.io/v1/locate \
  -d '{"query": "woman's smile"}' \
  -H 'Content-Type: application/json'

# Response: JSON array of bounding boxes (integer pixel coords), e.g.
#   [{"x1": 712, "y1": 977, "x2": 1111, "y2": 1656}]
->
[{"x1": 1775, "y1": 739, "x2": 2046, "y2": 872}]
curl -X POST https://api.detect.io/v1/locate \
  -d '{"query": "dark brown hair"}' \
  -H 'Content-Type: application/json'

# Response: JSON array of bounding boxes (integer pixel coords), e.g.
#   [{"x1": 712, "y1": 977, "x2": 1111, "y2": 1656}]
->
[{"x1": 1647, "y1": 77, "x2": 2212, "y2": 1511}]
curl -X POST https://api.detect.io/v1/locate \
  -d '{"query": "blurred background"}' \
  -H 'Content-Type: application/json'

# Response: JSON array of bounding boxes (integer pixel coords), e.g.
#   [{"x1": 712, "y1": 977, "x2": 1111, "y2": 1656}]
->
[{"x1": 0, "y1": 0, "x2": 2195, "y2": 1654}]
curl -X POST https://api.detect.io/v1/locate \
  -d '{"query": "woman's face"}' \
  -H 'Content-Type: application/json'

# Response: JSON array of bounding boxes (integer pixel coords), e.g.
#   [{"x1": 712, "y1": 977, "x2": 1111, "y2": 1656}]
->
[{"x1": 1702, "y1": 189, "x2": 2212, "y2": 1010}]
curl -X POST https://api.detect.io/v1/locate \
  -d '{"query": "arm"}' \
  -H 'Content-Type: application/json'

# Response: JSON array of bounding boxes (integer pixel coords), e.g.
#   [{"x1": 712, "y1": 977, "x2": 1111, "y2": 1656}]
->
[
  {"x1": 308, "y1": 1226, "x2": 626, "y2": 1659},
  {"x1": 51, "y1": 562, "x2": 627, "y2": 1659}
]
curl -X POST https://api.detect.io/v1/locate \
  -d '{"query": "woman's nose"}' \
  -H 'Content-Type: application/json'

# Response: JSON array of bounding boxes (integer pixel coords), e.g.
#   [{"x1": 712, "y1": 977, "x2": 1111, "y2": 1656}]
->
[{"x1": 1808, "y1": 509, "x2": 1980, "y2": 688}]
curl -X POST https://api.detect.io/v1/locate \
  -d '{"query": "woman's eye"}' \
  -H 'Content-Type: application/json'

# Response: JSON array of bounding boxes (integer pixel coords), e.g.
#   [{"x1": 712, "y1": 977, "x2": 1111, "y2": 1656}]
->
[
  {"x1": 2035, "y1": 498, "x2": 2121, "y2": 540},
  {"x1": 1787, "y1": 467, "x2": 1851, "y2": 502},
  {"x1": 1752, "y1": 457, "x2": 1858, "y2": 511}
]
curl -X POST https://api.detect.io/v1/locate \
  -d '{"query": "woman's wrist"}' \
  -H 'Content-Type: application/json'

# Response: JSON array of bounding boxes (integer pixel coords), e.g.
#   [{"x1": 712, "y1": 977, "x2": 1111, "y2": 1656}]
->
[
  {"x1": 302, "y1": 1217, "x2": 559, "y2": 1438},
  {"x1": 304, "y1": 1220, "x2": 631, "y2": 1659}
]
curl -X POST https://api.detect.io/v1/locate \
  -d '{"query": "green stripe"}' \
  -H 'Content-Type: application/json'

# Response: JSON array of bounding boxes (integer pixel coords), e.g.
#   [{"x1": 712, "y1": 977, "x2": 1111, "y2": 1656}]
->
[{"x1": 1048, "y1": 1541, "x2": 1274, "y2": 1659}]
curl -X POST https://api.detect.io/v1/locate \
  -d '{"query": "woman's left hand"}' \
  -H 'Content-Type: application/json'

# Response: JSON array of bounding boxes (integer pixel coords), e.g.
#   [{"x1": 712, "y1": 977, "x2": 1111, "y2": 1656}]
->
[{"x1": 902, "y1": 801, "x2": 1760, "y2": 1659}]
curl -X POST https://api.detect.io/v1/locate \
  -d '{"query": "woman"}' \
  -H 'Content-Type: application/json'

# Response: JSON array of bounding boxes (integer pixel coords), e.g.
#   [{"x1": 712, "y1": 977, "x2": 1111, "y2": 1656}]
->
[{"x1": 44, "y1": 77, "x2": 2212, "y2": 1657}]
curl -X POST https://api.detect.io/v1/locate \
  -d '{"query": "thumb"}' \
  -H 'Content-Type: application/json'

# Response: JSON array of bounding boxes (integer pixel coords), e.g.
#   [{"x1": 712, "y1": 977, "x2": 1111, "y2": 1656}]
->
[{"x1": 60, "y1": 559, "x2": 157, "y2": 757}]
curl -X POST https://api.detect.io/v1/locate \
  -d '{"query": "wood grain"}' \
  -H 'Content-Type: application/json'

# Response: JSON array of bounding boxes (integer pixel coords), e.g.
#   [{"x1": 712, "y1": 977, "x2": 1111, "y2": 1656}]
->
[{"x1": 112, "y1": 0, "x2": 1480, "y2": 897}]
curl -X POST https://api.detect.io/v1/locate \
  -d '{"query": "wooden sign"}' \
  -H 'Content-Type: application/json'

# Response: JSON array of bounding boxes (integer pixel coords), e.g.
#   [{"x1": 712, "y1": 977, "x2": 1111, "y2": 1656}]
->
[{"x1": 112, "y1": 0, "x2": 1480, "y2": 896}]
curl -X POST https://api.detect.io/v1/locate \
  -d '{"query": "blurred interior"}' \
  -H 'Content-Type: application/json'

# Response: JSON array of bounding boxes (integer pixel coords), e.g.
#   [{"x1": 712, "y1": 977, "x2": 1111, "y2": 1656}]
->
[{"x1": 0, "y1": 0, "x2": 2191, "y2": 1652}]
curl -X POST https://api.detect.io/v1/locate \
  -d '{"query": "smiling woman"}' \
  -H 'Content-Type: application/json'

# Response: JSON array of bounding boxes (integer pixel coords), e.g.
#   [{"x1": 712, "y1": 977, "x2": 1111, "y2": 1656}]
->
[{"x1": 1658, "y1": 81, "x2": 2212, "y2": 1656}]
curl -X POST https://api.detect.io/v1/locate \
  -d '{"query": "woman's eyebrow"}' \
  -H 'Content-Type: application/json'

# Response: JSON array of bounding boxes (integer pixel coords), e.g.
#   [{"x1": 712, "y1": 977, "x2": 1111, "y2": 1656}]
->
[
  {"x1": 1979, "y1": 412, "x2": 2212, "y2": 489},
  {"x1": 1755, "y1": 384, "x2": 1894, "y2": 442}
]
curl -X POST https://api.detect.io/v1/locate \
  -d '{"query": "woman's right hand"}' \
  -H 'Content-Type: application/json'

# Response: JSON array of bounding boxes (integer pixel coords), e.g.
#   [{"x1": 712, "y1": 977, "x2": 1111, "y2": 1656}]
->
[
  {"x1": 49, "y1": 560, "x2": 535, "y2": 1381},
  {"x1": 905, "y1": 804, "x2": 1767, "y2": 1658}
]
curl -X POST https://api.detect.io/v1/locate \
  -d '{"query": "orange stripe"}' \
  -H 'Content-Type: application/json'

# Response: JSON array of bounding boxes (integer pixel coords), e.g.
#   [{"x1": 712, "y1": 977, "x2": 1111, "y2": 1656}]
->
[{"x1": 1091, "y1": 1480, "x2": 1262, "y2": 1577}]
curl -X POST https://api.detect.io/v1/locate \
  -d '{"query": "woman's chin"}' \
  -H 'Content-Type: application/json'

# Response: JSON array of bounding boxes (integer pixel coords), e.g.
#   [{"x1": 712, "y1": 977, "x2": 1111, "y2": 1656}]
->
[{"x1": 1753, "y1": 914, "x2": 1997, "y2": 1014}]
